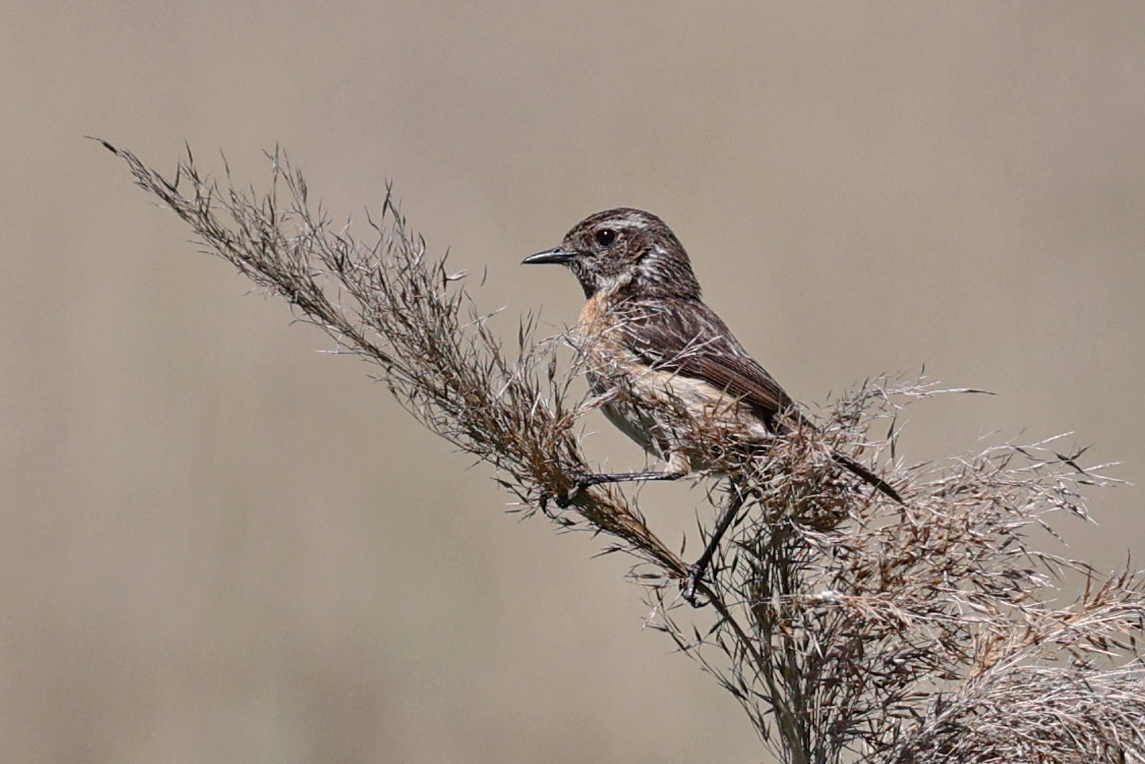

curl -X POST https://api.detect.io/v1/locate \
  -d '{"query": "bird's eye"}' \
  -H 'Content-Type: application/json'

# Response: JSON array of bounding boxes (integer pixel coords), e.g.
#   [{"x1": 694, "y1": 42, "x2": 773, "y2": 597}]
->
[{"x1": 594, "y1": 228, "x2": 617, "y2": 247}]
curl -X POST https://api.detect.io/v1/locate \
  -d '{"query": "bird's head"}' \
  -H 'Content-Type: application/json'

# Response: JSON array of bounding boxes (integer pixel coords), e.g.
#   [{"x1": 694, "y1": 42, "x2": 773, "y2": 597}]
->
[{"x1": 523, "y1": 208, "x2": 702, "y2": 300}]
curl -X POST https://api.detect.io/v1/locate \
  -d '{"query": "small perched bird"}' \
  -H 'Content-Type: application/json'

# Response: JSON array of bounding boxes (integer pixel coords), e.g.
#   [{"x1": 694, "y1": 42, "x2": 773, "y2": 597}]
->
[{"x1": 523, "y1": 208, "x2": 900, "y2": 601}]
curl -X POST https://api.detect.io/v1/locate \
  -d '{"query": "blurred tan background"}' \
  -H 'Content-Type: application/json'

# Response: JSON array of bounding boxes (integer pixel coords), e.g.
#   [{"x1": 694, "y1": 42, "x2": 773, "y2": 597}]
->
[{"x1": 3, "y1": 2, "x2": 1144, "y2": 762}]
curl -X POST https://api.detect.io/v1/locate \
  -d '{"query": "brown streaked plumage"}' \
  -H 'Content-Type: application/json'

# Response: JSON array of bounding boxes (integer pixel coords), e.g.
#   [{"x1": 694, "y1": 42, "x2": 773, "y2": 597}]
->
[
  {"x1": 524, "y1": 207, "x2": 899, "y2": 496},
  {"x1": 524, "y1": 208, "x2": 900, "y2": 601}
]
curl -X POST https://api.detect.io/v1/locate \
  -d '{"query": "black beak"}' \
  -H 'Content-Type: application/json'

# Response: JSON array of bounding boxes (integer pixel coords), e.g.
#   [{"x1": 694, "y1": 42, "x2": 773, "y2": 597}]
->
[{"x1": 522, "y1": 247, "x2": 575, "y2": 265}]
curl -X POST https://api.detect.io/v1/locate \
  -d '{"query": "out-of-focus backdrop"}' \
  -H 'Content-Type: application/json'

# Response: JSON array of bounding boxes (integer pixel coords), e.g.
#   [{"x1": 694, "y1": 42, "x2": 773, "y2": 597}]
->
[{"x1": 3, "y1": 2, "x2": 1144, "y2": 762}]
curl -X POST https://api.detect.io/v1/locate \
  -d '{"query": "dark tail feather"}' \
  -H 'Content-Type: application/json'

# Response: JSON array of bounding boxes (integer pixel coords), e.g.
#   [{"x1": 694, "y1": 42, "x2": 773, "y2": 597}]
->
[{"x1": 832, "y1": 451, "x2": 903, "y2": 503}]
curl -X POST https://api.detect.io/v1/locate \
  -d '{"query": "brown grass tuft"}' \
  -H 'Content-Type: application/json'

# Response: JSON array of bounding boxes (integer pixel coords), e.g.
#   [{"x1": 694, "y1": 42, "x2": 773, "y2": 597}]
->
[{"x1": 102, "y1": 141, "x2": 1144, "y2": 764}]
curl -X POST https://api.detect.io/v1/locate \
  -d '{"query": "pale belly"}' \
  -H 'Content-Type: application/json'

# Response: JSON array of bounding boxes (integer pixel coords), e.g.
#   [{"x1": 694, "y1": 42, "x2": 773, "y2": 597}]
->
[{"x1": 590, "y1": 368, "x2": 772, "y2": 474}]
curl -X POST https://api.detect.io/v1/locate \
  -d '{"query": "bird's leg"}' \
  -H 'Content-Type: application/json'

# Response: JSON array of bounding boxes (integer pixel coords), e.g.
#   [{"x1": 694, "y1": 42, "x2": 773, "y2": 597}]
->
[
  {"x1": 557, "y1": 469, "x2": 685, "y2": 508},
  {"x1": 558, "y1": 452, "x2": 690, "y2": 507},
  {"x1": 572, "y1": 469, "x2": 686, "y2": 487},
  {"x1": 682, "y1": 483, "x2": 747, "y2": 607}
]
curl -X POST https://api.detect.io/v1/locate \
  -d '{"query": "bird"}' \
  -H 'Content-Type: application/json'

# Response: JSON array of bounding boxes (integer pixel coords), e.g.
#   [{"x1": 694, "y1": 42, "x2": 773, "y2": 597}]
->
[{"x1": 523, "y1": 208, "x2": 900, "y2": 601}]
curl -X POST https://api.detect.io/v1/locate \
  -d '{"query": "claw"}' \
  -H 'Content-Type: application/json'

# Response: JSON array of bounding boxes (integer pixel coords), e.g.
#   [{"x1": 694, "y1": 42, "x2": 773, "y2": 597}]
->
[
  {"x1": 681, "y1": 564, "x2": 709, "y2": 608},
  {"x1": 541, "y1": 473, "x2": 590, "y2": 510},
  {"x1": 570, "y1": 470, "x2": 603, "y2": 489},
  {"x1": 555, "y1": 472, "x2": 600, "y2": 508}
]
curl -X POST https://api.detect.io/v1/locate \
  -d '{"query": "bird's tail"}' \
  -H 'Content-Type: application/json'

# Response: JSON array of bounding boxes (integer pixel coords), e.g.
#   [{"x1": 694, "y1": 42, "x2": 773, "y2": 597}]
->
[{"x1": 831, "y1": 450, "x2": 903, "y2": 503}]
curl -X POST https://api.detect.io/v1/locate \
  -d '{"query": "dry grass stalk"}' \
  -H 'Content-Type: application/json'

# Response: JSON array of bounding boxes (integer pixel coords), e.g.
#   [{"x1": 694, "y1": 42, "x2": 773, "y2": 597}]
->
[{"x1": 102, "y1": 141, "x2": 1144, "y2": 764}]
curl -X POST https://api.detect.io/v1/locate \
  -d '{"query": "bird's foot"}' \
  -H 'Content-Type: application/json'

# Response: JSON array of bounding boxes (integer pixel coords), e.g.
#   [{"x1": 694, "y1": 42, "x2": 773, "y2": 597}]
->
[
  {"x1": 681, "y1": 563, "x2": 710, "y2": 608},
  {"x1": 548, "y1": 472, "x2": 601, "y2": 509}
]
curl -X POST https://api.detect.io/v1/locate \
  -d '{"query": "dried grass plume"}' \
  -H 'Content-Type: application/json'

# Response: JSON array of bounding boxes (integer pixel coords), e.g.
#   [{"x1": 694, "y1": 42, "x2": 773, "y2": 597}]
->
[{"x1": 102, "y1": 141, "x2": 1145, "y2": 764}]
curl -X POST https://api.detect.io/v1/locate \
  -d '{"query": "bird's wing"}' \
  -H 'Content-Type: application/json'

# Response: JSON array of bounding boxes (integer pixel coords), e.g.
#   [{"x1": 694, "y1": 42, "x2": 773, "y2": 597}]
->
[
  {"x1": 613, "y1": 299, "x2": 796, "y2": 427},
  {"x1": 610, "y1": 299, "x2": 902, "y2": 501}
]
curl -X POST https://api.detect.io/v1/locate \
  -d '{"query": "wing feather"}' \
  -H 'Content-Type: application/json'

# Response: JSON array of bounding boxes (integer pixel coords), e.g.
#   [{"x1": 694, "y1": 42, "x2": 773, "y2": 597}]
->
[
  {"x1": 605, "y1": 298, "x2": 902, "y2": 502},
  {"x1": 613, "y1": 299, "x2": 795, "y2": 428}
]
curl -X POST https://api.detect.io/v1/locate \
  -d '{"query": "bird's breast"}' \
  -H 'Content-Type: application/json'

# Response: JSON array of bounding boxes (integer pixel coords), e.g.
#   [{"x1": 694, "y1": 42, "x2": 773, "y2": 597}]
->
[
  {"x1": 575, "y1": 292, "x2": 610, "y2": 335},
  {"x1": 574, "y1": 295, "x2": 772, "y2": 470}
]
